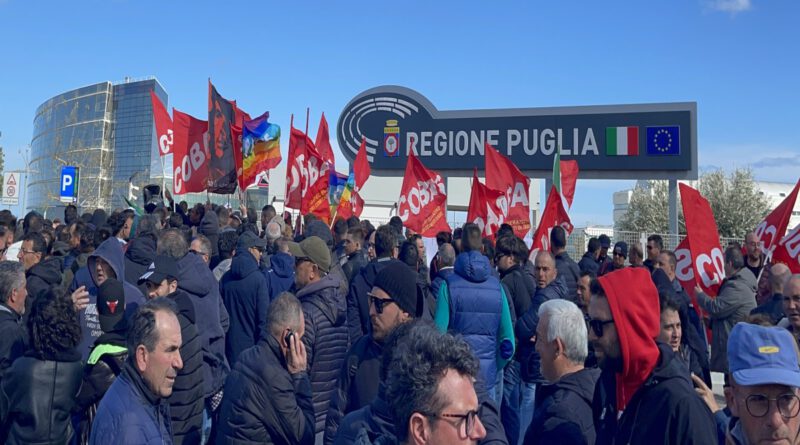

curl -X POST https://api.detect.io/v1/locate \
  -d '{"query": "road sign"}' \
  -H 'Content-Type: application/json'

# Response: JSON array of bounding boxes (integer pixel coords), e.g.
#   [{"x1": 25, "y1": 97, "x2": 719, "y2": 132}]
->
[
  {"x1": 60, "y1": 166, "x2": 79, "y2": 203},
  {"x1": 1, "y1": 171, "x2": 19, "y2": 205}
]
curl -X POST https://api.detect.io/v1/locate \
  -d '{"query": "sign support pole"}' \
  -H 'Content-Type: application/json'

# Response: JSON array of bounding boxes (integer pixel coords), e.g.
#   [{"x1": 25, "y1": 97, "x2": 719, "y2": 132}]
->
[{"x1": 668, "y1": 178, "x2": 678, "y2": 245}]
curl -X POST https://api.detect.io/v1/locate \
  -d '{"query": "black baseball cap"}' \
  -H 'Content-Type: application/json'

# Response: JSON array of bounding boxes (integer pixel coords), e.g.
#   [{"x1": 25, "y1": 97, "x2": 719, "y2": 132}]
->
[{"x1": 138, "y1": 255, "x2": 179, "y2": 285}]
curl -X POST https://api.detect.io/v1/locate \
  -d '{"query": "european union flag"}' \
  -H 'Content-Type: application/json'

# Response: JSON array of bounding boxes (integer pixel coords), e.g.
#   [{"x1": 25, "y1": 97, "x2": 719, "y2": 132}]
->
[{"x1": 646, "y1": 126, "x2": 680, "y2": 156}]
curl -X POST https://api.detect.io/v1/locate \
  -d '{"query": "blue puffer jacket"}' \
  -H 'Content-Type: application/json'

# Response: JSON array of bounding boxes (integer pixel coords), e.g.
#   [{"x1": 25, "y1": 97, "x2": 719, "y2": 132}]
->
[
  {"x1": 89, "y1": 362, "x2": 174, "y2": 445},
  {"x1": 297, "y1": 274, "x2": 349, "y2": 434},
  {"x1": 264, "y1": 252, "x2": 295, "y2": 302},
  {"x1": 221, "y1": 250, "x2": 271, "y2": 368},
  {"x1": 516, "y1": 276, "x2": 569, "y2": 382},
  {"x1": 178, "y1": 252, "x2": 230, "y2": 397},
  {"x1": 446, "y1": 251, "x2": 503, "y2": 394},
  {"x1": 70, "y1": 239, "x2": 146, "y2": 361}
]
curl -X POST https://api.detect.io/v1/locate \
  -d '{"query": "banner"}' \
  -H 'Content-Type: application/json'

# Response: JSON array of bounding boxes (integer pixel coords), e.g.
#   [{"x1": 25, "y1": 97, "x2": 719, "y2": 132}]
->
[
  {"x1": 397, "y1": 154, "x2": 451, "y2": 237},
  {"x1": 172, "y1": 109, "x2": 209, "y2": 195},
  {"x1": 680, "y1": 183, "x2": 725, "y2": 296},
  {"x1": 772, "y1": 224, "x2": 800, "y2": 273},
  {"x1": 467, "y1": 169, "x2": 505, "y2": 238},
  {"x1": 336, "y1": 137, "x2": 371, "y2": 220},
  {"x1": 242, "y1": 112, "x2": 282, "y2": 189},
  {"x1": 301, "y1": 144, "x2": 331, "y2": 224},
  {"x1": 150, "y1": 91, "x2": 173, "y2": 156},
  {"x1": 754, "y1": 179, "x2": 800, "y2": 259},
  {"x1": 285, "y1": 126, "x2": 315, "y2": 209},
  {"x1": 485, "y1": 143, "x2": 531, "y2": 238},
  {"x1": 207, "y1": 81, "x2": 238, "y2": 194},
  {"x1": 528, "y1": 186, "x2": 573, "y2": 259}
]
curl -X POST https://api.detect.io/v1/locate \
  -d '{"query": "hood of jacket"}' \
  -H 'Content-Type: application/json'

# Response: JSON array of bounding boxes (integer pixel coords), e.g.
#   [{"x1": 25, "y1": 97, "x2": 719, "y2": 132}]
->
[
  {"x1": 727, "y1": 267, "x2": 758, "y2": 294},
  {"x1": 125, "y1": 235, "x2": 156, "y2": 266},
  {"x1": 176, "y1": 252, "x2": 214, "y2": 298},
  {"x1": 198, "y1": 210, "x2": 219, "y2": 237},
  {"x1": 597, "y1": 267, "x2": 660, "y2": 410},
  {"x1": 88, "y1": 238, "x2": 127, "y2": 286},
  {"x1": 454, "y1": 250, "x2": 492, "y2": 283},
  {"x1": 28, "y1": 256, "x2": 63, "y2": 285},
  {"x1": 360, "y1": 257, "x2": 402, "y2": 287},
  {"x1": 229, "y1": 250, "x2": 261, "y2": 280},
  {"x1": 296, "y1": 274, "x2": 345, "y2": 325},
  {"x1": 269, "y1": 252, "x2": 295, "y2": 279}
]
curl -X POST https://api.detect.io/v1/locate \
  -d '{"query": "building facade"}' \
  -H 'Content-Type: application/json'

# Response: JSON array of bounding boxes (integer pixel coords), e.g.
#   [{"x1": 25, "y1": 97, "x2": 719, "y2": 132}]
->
[{"x1": 29, "y1": 77, "x2": 169, "y2": 213}]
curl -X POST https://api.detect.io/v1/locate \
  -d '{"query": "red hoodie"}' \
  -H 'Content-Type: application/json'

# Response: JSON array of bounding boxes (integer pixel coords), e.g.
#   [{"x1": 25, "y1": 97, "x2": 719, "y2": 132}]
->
[{"x1": 598, "y1": 267, "x2": 660, "y2": 411}]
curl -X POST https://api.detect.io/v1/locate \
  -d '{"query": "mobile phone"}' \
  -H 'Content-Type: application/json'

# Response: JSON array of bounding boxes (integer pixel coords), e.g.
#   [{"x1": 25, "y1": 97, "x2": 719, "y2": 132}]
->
[{"x1": 284, "y1": 330, "x2": 295, "y2": 347}]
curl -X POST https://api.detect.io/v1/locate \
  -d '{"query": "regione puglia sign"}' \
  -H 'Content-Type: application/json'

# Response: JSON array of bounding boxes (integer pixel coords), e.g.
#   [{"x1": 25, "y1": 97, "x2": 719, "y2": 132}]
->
[{"x1": 337, "y1": 86, "x2": 697, "y2": 180}]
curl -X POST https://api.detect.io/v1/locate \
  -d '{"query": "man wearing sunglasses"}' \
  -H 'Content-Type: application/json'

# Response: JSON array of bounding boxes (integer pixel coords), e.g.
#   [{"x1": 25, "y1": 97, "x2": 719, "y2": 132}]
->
[
  {"x1": 726, "y1": 322, "x2": 800, "y2": 445},
  {"x1": 588, "y1": 267, "x2": 716, "y2": 444},
  {"x1": 288, "y1": 235, "x2": 349, "y2": 442},
  {"x1": 324, "y1": 262, "x2": 422, "y2": 444}
]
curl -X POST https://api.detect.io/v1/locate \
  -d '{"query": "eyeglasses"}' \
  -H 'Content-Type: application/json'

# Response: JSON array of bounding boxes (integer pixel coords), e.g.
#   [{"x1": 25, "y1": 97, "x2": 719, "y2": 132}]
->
[
  {"x1": 19, "y1": 249, "x2": 39, "y2": 256},
  {"x1": 744, "y1": 393, "x2": 800, "y2": 418},
  {"x1": 588, "y1": 318, "x2": 615, "y2": 337},
  {"x1": 368, "y1": 293, "x2": 396, "y2": 315},
  {"x1": 189, "y1": 249, "x2": 209, "y2": 257},
  {"x1": 420, "y1": 409, "x2": 480, "y2": 437}
]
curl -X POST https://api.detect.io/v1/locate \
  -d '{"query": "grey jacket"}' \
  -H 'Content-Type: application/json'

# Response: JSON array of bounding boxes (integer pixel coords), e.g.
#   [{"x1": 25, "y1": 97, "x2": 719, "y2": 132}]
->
[{"x1": 696, "y1": 267, "x2": 757, "y2": 373}]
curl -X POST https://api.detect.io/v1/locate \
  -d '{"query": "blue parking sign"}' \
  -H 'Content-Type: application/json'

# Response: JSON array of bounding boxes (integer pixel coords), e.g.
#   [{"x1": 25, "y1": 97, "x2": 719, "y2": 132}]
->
[{"x1": 60, "y1": 166, "x2": 79, "y2": 203}]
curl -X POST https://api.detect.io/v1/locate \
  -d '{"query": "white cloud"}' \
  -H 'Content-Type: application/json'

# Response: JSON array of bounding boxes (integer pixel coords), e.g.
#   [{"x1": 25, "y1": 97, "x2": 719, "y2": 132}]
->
[
  {"x1": 699, "y1": 143, "x2": 799, "y2": 184},
  {"x1": 707, "y1": 0, "x2": 752, "y2": 14}
]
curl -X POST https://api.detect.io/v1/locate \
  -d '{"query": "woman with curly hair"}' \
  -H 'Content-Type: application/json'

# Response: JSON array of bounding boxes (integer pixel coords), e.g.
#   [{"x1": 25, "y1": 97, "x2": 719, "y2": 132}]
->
[{"x1": 0, "y1": 288, "x2": 83, "y2": 444}]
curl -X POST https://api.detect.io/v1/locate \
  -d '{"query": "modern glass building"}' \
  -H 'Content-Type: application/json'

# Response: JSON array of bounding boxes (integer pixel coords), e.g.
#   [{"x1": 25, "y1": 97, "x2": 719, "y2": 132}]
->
[{"x1": 29, "y1": 77, "x2": 169, "y2": 213}]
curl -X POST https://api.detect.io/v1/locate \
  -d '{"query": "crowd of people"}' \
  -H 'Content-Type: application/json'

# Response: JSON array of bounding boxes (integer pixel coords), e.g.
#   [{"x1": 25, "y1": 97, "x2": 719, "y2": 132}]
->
[{"x1": 0, "y1": 198, "x2": 797, "y2": 445}]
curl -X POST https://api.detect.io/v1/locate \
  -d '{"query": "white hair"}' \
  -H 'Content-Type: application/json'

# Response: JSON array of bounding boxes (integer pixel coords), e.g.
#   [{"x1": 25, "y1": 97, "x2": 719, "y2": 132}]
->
[{"x1": 538, "y1": 299, "x2": 588, "y2": 364}]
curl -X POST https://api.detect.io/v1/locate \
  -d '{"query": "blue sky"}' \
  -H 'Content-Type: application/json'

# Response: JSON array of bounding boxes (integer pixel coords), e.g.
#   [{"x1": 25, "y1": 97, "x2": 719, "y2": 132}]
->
[{"x1": 0, "y1": 0, "x2": 797, "y2": 225}]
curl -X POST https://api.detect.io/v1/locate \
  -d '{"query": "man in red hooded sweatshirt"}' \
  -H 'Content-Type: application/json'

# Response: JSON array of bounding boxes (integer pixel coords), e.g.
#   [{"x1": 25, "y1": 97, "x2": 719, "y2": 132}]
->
[{"x1": 587, "y1": 267, "x2": 717, "y2": 444}]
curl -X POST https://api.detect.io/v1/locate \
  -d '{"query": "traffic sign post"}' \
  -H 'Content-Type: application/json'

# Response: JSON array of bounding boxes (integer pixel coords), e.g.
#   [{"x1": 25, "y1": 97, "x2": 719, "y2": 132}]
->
[
  {"x1": 60, "y1": 166, "x2": 79, "y2": 204},
  {"x1": 1, "y1": 171, "x2": 19, "y2": 205}
]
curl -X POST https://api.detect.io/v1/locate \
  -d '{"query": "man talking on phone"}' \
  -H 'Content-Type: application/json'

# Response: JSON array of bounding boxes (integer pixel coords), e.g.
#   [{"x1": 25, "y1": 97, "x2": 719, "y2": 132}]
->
[{"x1": 215, "y1": 292, "x2": 314, "y2": 444}]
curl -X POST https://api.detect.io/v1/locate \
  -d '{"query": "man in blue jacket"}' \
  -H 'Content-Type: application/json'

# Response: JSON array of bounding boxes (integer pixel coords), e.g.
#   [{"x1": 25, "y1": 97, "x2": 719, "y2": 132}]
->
[
  {"x1": 434, "y1": 223, "x2": 515, "y2": 405},
  {"x1": 90, "y1": 298, "x2": 183, "y2": 445},
  {"x1": 220, "y1": 231, "x2": 270, "y2": 367}
]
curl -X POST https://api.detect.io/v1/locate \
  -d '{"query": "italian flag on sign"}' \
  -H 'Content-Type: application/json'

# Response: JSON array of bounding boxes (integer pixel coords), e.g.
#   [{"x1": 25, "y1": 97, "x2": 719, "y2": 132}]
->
[{"x1": 606, "y1": 126, "x2": 639, "y2": 156}]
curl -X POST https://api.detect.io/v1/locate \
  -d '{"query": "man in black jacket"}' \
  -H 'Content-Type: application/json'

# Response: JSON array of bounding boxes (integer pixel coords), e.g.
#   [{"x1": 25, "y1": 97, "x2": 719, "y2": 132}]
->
[
  {"x1": 323, "y1": 262, "x2": 422, "y2": 444},
  {"x1": 289, "y1": 236, "x2": 349, "y2": 441},
  {"x1": 347, "y1": 225, "x2": 400, "y2": 341},
  {"x1": 140, "y1": 255, "x2": 204, "y2": 445},
  {"x1": 215, "y1": 292, "x2": 314, "y2": 444},
  {"x1": 643, "y1": 234, "x2": 663, "y2": 272},
  {"x1": 578, "y1": 237, "x2": 600, "y2": 276},
  {"x1": 19, "y1": 232, "x2": 62, "y2": 307},
  {"x1": 589, "y1": 268, "x2": 716, "y2": 444},
  {"x1": 550, "y1": 226, "x2": 580, "y2": 303},
  {"x1": 342, "y1": 227, "x2": 368, "y2": 283},
  {"x1": 524, "y1": 299, "x2": 600, "y2": 445},
  {"x1": 0, "y1": 262, "x2": 26, "y2": 375}
]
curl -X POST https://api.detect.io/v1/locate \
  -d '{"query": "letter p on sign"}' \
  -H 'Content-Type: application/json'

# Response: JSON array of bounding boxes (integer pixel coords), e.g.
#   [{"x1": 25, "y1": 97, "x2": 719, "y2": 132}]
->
[{"x1": 59, "y1": 166, "x2": 78, "y2": 203}]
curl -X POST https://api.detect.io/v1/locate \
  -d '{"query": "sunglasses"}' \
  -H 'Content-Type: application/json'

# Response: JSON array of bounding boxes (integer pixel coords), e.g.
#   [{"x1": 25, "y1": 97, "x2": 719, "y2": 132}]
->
[
  {"x1": 588, "y1": 318, "x2": 615, "y2": 337},
  {"x1": 420, "y1": 409, "x2": 480, "y2": 437},
  {"x1": 368, "y1": 293, "x2": 396, "y2": 315}
]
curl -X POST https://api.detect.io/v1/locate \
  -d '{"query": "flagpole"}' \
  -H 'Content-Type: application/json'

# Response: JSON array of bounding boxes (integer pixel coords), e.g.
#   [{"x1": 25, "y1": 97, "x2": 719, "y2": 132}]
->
[{"x1": 305, "y1": 107, "x2": 310, "y2": 136}]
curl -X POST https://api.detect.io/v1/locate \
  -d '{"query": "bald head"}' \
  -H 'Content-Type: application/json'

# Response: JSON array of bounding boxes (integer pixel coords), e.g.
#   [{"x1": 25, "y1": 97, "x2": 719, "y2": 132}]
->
[
  {"x1": 770, "y1": 263, "x2": 792, "y2": 295},
  {"x1": 534, "y1": 250, "x2": 557, "y2": 288}
]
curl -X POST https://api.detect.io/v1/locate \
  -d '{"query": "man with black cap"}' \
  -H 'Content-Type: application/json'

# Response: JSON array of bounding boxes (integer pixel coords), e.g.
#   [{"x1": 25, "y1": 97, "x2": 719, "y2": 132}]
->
[
  {"x1": 139, "y1": 255, "x2": 204, "y2": 445},
  {"x1": 323, "y1": 262, "x2": 422, "y2": 445},
  {"x1": 220, "y1": 231, "x2": 271, "y2": 367},
  {"x1": 288, "y1": 235, "x2": 349, "y2": 443},
  {"x1": 76, "y1": 278, "x2": 128, "y2": 441},
  {"x1": 599, "y1": 241, "x2": 627, "y2": 276},
  {"x1": 596, "y1": 234, "x2": 611, "y2": 271}
]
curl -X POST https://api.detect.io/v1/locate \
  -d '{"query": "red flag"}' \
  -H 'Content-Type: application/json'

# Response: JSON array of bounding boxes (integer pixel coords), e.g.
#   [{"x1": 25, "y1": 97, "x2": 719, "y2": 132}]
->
[
  {"x1": 772, "y1": 224, "x2": 800, "y2": 273},
  {"x1": 231, "y1": 102, "x2": 252, "y2": 189},
  {"x1": 467, "y1": 169, "x2": 506, "y2": 238},
  {"x1": 398, "y1": 154, "x2": 451, "y2": 237},
  {"x1": 172, "y1": 109, "x2": 209, "y2": 195},
  {"x1": 528, "y1": 186, "x2": 573, "y2": 259},
  {"x1": 336, "y1": 137, "x2": 371, "y2": 220},
  {"x1": 150, "y1": 91, "x2": 173, "y2": 156},
  {"x1": 485, "y1": 143, "x2": 531, "y2": 238},
  {"x1": 285, "y1": 125, "x2": 314, "y2": 209},
  {"x1": 755, "y1": 179, "x2": 800, "y2": 259},
  {"x1": 314, "y1": 113, "x2": 336, "y2": 166},
  {"x1": 680, "y1": 184, "x2": 726, "y2": 296},
  {"x1": 560, "y1": 159, "x2": 579, "y2": 208},
  {"x1": 302, "y1": 146, "x2": 332, "y2": 224},
  {"x1": 674, "y1": 238, "x2": 708, "y2": 319}
]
